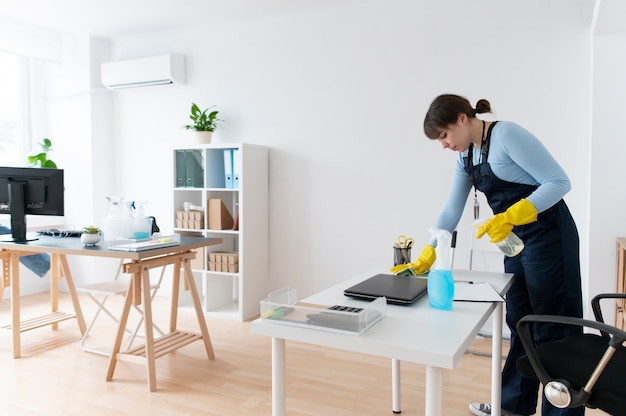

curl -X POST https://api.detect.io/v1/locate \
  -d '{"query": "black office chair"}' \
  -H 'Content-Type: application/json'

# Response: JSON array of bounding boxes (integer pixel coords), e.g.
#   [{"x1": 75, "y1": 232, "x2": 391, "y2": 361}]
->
[{"x1": 516, "y1": 294, "x2": 626, "y2": 415}]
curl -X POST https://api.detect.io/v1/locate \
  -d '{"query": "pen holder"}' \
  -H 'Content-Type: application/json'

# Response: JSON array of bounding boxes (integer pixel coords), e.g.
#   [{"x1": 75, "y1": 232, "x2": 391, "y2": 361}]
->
[{"x1": 393, "y1": 246, "x2": 412, "y2": 266}]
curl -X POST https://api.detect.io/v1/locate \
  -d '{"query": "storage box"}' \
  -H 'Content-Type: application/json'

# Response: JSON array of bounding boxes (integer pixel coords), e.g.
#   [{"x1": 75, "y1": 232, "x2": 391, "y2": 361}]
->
[
  {"x1": 175, "y1": 210, "x2": 204, "y2": 229},
  {"x1": 190, "y1": 248, "x2": 204, "y2": 270},
  {"x1": 207, "y1": 199, "x2": 233, "y2": 230},
  {"x1": 260, "y1": 287, "x2": 386, "y2": 335},
  {"x1": 208, "y1": 252, "x2": 239, "y2": 273}
]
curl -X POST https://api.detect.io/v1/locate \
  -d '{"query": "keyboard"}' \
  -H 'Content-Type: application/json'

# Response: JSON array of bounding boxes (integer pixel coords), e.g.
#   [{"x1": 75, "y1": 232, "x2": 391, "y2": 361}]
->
[{"x1": 36, "y1": 229, "x2": 83, "y2": 237}]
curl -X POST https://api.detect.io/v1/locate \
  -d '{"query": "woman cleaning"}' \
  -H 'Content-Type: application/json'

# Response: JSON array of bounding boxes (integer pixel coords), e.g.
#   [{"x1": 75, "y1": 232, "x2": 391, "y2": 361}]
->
[{"x1": 392, "y1": 94, "x2": 584, "y2": 416}]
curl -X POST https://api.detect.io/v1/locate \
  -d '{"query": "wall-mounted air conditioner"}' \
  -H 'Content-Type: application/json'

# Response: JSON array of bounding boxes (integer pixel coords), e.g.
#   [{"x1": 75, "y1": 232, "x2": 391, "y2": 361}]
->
[{"x1": 101, "y1": 54, "x2": 185, "y2": 90}]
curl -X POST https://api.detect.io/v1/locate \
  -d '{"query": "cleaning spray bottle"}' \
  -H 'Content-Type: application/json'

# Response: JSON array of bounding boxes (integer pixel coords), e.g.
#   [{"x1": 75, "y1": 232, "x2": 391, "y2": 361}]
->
[
  {"x1": 132, "y1": 200, "x2": 153, "y2": 239},
  {"x1": 427, "y1": 229, "x2": 455, "y2": 311}
]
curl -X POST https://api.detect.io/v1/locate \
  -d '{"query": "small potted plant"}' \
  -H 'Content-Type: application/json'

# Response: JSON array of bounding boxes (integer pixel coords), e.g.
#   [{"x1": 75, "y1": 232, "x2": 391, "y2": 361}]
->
[
  {"x1": 81, "y1": 225, "x2": 101, "y2": 247},
  {"x1": 183, "y1": 102, "x2": 223, "y2": 144}
]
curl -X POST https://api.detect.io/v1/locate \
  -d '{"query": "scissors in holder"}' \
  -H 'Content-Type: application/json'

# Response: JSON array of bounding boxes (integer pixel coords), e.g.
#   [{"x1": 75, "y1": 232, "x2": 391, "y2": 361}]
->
[{"x1": 397, "y1": 235, "x2": 414, "y2": 249}]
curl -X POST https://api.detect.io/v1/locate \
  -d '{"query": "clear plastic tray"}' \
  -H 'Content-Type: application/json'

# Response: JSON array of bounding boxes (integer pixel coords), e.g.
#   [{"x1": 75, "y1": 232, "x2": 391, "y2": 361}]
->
[
  {"x1": 107, "y1": 234, "x2": 181, "y2": 252},
  {"x1": 260, "y1": 287, "x2": 386, "y2": 335}
]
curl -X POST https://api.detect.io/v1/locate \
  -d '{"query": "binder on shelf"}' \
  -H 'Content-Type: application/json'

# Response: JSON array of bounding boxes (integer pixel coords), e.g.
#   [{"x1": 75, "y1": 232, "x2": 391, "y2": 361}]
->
[
  {"x1": 232, "y1": 148, "x2": 240, "y2": 189},
  {"x1": 175, "y1": 150, "x2": 186, "y2": 187},
  {"x1": 185, "y1": 150, "x2": 204, "y2": 187},
  {"x1": 223, "y1": 149, "x2": 234, "y2": 188},
  {"x1": 205, "y1": 149, "x2": 226, "y2": 188}
]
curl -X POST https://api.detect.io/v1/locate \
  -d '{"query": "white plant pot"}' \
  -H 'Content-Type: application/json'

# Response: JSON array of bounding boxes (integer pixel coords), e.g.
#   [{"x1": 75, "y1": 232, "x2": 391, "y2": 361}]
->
[
  {"x1": 81, "y1": 233, "x2": 101, "y2": 247},
  {"x1": 193, "y1": 131, "x2": 213, "y2": 144}
]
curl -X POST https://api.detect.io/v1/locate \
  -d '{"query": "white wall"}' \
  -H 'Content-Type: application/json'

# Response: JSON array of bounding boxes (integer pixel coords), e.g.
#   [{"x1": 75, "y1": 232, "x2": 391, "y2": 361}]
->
[
  {"x1": 7, "y1": 1, "x2": 607, "y2": 314},
  {"x1": 99, "y1": 0, "x2": 593, "y2": 298},
  {"x1": 589, "y1": 32, "x2": 626, "y2": 322}
]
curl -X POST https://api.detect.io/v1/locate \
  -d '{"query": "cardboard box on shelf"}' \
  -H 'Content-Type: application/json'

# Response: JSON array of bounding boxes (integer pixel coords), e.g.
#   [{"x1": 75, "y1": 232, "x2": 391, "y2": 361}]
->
[
  {"x1": 208, "y1": 199, "x2": 234, "y2": 230},
  {"x1": 208, "y1": 251, "x2": 239, "y2": 273},
  {"x1": 190, "y1": 248, "x2": 204, "y2": 270},
  {"x1": 175, "y1": 210, "x2": 204, "y2": 229}
]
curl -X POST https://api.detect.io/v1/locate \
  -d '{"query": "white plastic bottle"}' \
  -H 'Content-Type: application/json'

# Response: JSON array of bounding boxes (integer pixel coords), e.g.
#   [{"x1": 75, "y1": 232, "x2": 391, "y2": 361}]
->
[
  {"x1": 427, "y1": 229, "x2": 455, "y2": 311},
  {"x1": 132, "y1": 200, "x2": 152, "y2": 239}
]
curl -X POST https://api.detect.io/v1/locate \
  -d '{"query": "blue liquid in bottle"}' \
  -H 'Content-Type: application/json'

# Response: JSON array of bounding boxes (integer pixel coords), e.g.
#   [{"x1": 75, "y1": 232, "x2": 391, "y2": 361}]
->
[{"x1": 427, "y1": 269, "x2": 454, "y2": 310}]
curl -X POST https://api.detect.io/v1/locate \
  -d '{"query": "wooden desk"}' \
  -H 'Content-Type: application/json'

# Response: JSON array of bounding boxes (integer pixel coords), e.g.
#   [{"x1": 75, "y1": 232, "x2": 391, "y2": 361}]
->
[
  {"x1": 616, "y1": 238, "x2": 626, "y2": 330},
  {"x1": 0, "y1": 243, "x2": 87, "y2": 358},
  {"x1": 251, "y1": 268, "x2": 514, "y2": 416},
  {"x1": 0, "y1": 235, "x2": 222, "y2": 391}
]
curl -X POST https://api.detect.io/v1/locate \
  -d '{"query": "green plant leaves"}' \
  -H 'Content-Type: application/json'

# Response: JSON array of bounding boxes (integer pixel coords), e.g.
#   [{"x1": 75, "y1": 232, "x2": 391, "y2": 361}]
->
[
  {"x1": 27, "y1": 138, "x2": 57, "y2": 168},
  {"x1": 183, "y1": 102, "x2": 223, "y2": 132}
]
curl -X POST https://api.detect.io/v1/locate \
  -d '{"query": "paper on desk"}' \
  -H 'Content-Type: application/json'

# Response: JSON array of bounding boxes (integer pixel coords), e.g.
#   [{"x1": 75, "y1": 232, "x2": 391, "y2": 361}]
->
[{"x1": 453, "y1": 282, "x2": 504, "y2": 302}]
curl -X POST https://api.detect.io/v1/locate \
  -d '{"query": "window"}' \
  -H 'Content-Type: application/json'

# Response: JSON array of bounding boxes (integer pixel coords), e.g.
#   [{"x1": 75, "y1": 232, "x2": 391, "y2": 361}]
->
[{"x1": 0, "y1": 50, "x2": 23, "y2": 167}]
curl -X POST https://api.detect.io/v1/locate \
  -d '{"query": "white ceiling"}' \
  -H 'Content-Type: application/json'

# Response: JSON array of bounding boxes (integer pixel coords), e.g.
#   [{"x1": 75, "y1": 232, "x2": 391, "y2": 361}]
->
[
  {"x1": 0, "y1": 0, "x2": 623, "y2": 39},
  {"x1": 0, "y1": 0, "x2": 344, "y2": 38}
]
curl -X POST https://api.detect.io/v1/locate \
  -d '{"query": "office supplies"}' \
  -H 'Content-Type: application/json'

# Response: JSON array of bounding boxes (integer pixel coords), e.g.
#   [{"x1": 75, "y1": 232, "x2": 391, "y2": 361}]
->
[
  {"x1": 207, "y1": 199, "x2": 234, "y2": 229},
  {"x1": 223, "y1": 148, "x2": 234, "y2": 188},
  {"x1": 108, "y1": 235, "x2": 181, "y2": 252},
  {"x1": 233, "y1": 148, "x2": 240, "y2": 188},
  {"x1": 344, "y1": 273, "x2": 427, "y2": 305},
  {"x1": 204, "y1": 149, "x2": 226, "y2": 188},
  {"x1": 36, "y1": 229, "x2": 83, "y2": 237},
  {"x1": 260, "y1": 287, "x2": 386, "y2": 335},
  {"x1": 306, "y1": 309, "x2": 382, "y2": 332},
  {"x1": 393, "y1": 245, "x2": 412, "y2": 266},
  {"x1": 328, "y1": 305, "x2": 363, "y2": 313},
  {"x1": 454, "y1": 281, "x2": 504, "y2": 302},
  {"x1": 397, "y1": 234, "x2": 414, "y2": 249},
  {"x1": 175, "y1": 150, "x2": 186, "y2": 187},
  {"x1": 185, "y1": 150, "x2": 204, "y2": 187}
]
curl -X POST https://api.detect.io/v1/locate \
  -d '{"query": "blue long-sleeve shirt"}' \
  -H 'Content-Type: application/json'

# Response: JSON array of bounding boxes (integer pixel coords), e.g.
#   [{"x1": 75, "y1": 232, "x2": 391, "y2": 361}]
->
[{"x1": 433, "y1": 121, "x2": 570, "y2": 234}]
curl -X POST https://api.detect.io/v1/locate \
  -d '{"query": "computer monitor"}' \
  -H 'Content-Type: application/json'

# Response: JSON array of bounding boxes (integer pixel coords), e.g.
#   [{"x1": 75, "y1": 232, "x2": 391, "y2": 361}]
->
[{"x1": 0, "y1": 166, "x2": 64, "y2": 242}]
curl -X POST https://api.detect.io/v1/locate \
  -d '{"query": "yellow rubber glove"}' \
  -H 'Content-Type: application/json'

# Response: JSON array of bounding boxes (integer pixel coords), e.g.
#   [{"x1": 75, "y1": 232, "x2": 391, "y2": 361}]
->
[
  {"x1": 476, "y1": 199, "x2": 538, "y2": 243},
  {"x1": 390, "y1": 245, "x2": 436, "y2": 275}
]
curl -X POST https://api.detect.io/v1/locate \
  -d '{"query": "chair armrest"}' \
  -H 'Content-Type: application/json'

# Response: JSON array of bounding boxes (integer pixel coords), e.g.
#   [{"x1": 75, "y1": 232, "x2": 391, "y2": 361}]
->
[{"x1": 591, "y1": 293, "x2": 626, "y2": 326}]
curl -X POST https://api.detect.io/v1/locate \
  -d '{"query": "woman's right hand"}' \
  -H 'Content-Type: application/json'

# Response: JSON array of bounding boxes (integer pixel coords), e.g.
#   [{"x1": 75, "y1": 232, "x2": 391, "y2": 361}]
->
[{"x1": 390, "y1": 245, "x2": 436, "y2": 275}]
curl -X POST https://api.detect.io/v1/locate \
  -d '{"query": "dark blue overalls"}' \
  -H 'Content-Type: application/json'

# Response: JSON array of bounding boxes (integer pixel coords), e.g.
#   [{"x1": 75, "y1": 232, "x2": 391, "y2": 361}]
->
[{"x1": 465, "y1": 122, "x2": 584, "y2": 416}]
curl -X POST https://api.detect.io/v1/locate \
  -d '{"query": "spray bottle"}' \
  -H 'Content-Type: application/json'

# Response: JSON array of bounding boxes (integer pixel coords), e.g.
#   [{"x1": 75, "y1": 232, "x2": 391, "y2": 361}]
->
[
  {"x1": 132, "y1": 200, "x2": 153, "y2": 239},
  {"x1": 427, "y1": 229, "x2": 454, "y2": 311}
]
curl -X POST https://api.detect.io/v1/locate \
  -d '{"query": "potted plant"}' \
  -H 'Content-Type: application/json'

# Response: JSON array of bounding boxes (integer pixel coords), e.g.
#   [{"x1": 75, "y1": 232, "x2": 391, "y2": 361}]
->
[
  {"x1": 183, "y1": 103, "x2": 223, "y2": 144},
  {"x1": 27, "y1": 138, "x2": 57, "y2": 168},
  {"x1": 81, "y1": 225, "x2": 101, "y2": 247}
]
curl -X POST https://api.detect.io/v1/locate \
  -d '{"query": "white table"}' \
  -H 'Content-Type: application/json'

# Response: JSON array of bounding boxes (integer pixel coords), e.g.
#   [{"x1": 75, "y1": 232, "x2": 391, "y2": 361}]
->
[{"x1": 250, "y1": 268, "x2": 514, "y2": 416}]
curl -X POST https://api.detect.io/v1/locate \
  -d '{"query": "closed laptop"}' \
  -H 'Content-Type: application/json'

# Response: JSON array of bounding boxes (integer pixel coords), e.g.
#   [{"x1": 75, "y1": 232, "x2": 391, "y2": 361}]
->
[{"x1": 344, "y1": 273, "x2": 428, "y2": 305}]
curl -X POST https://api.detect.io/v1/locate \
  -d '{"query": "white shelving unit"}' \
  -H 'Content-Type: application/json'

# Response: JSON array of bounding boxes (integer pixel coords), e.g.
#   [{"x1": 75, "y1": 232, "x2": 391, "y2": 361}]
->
[{"x1": 173, "y1": 143, "x2": 268, "y2": 321}]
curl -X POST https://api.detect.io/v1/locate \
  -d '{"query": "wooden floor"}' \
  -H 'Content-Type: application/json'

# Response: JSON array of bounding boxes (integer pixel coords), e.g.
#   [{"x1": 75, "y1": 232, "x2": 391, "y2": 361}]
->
[{"x1": 0, "y1": 292, "x2": 606, "y2": 415}]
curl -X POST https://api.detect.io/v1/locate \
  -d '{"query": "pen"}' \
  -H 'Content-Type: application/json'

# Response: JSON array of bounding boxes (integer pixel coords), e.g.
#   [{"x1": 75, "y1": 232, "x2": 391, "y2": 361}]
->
[{"x1": 456, "y1": 280, "x2": 474, "y2": 284}]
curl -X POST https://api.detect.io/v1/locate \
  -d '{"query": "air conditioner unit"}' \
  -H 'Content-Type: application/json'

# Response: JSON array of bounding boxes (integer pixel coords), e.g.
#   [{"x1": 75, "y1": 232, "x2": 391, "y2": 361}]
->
[{"x1": 101, "y1": 54, "x2": 185, "y2": 90}]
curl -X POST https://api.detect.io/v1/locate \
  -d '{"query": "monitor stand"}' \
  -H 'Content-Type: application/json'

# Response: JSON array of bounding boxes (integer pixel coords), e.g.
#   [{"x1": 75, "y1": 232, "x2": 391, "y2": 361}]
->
[{"x1": 1, "y1": 181, "x2": 39, "y2": 243}]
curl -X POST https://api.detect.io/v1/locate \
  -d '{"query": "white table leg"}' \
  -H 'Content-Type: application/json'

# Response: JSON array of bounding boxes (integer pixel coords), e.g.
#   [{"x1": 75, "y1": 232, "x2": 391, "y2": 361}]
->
[
  {"x1": 425, "y1": 365, "x2": 442, "y2": 416},
  {"x1": 272, "y1": 337, "x2": 286, "y2": 416},
  {"x1": 491, "y1": 303, "x2": 503, "y2": 416},
  {"x1": 392, "y1": 358, "x2": 401, "y2": 413}
]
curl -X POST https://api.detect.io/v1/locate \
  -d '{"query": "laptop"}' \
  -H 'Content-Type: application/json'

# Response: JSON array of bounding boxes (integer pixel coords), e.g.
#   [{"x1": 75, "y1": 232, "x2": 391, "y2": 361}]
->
[{"x1": 344, "y1": 273, "x2": 428, "y2": 305}]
